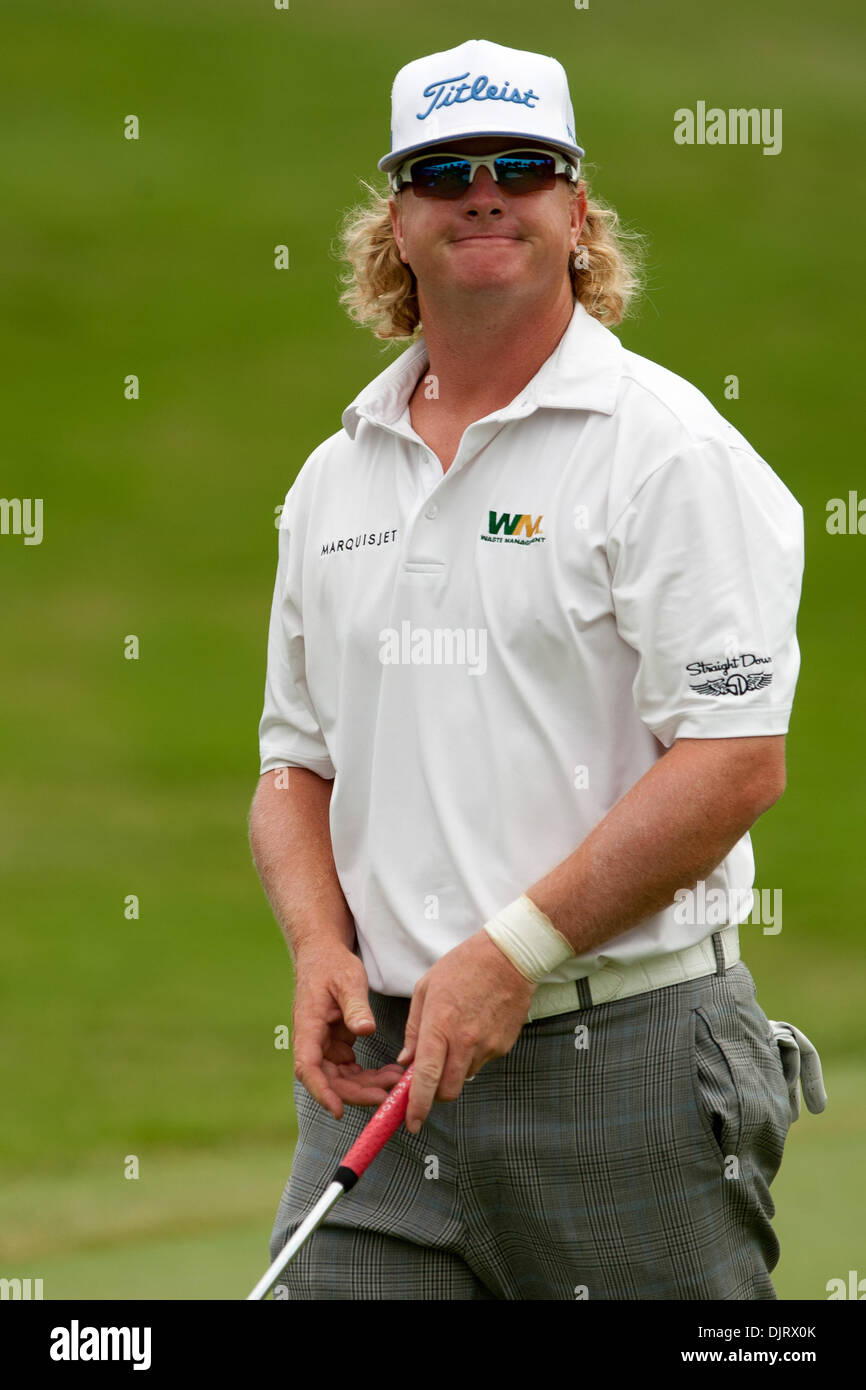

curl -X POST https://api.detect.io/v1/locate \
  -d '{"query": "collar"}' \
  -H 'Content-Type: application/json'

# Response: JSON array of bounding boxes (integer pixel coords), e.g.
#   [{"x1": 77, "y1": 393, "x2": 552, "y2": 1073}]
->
[{"x1": 340, "y1": 298, "x2": 623, "y2": 441}]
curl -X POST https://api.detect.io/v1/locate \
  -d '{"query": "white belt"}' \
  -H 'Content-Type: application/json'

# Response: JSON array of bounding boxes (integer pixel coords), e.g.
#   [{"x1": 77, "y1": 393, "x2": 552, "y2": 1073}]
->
[{"x1": 526, "y1": 925, "x2": 740, "y2": 1022}]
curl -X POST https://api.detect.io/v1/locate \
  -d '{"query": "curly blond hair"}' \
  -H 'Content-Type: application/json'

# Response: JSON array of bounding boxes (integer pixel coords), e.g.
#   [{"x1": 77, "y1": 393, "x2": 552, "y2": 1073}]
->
[{"x1": 336, "y1": 167, "x2": 646, "y2": 341}]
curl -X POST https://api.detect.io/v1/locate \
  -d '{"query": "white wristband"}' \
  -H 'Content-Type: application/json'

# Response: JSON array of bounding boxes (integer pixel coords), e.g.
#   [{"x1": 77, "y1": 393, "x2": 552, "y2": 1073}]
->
[{"x1": 483, "y1": 895, "x2": 574, "y2": 984}]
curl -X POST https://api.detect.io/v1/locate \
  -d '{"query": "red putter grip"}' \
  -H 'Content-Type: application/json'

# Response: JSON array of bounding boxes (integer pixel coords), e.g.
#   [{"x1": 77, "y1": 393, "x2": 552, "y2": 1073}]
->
[{"x1": 336, "y1": 1064, "x2": 415, "y2": 1187}]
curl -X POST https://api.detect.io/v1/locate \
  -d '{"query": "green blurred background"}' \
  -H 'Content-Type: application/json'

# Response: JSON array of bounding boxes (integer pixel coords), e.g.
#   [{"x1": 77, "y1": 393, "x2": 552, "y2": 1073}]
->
[{"x1": 1, "y1": 0, "x2": 863, "y2": 1300}]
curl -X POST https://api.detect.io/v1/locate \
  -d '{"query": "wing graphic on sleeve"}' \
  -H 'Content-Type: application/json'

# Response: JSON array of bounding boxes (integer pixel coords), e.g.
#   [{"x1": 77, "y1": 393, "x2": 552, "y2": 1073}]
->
[
  {"x1": 691, "y1": 677, "x2": 730, "y2": 696},
  {"x1": 690, "y1": 672, "x2": 774, "y2": 696}
]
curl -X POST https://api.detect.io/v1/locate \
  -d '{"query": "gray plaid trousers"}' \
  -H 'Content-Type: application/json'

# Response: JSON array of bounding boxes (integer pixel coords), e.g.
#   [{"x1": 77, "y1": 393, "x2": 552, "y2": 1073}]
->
[{"x1": 269, "y1": 958, "x2": 792, "y2": 1300}]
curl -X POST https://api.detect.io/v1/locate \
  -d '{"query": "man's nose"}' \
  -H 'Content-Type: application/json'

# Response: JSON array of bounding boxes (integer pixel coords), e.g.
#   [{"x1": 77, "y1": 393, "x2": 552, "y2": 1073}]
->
[{"x1": 463, "y1": 165, "x2": 505, "y2": 214}]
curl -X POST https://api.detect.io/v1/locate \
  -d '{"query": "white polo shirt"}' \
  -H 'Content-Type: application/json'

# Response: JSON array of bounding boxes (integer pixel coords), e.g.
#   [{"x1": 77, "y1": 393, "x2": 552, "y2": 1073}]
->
[{"x1": 258, "y1": 299, "x2": 804, "y2": 997}]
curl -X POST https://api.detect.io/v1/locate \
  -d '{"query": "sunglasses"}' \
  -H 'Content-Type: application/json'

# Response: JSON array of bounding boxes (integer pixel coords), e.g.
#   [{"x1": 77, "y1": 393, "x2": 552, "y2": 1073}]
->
[{"x1": 389, "y1": 148, "x2": 579, "y2": 199}]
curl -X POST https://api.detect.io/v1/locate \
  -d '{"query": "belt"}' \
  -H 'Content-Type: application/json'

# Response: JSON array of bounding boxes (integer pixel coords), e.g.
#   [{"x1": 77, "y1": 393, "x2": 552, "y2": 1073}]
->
[{"x1": 526, "y1": 925, "x2": 740, "y2": 1022}]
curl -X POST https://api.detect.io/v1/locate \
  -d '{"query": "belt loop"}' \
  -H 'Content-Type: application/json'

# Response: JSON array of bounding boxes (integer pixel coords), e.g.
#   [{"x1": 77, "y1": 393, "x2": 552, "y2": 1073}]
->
[
  {"x1": 577, "y1": 976, "x2": 593, "y2": 1009},
  {"x1": 711, "y1": 930, "x2": 726, "y2": 975}
]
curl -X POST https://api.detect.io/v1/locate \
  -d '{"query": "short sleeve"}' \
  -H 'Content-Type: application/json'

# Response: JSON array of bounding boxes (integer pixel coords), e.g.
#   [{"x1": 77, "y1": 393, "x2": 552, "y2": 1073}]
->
[
  {"x1": 258, "y1": 483, "x2": 336, "y2": 778},
  {"x1": 606, "y1": 436, "x2": 804, "y2": 747}
]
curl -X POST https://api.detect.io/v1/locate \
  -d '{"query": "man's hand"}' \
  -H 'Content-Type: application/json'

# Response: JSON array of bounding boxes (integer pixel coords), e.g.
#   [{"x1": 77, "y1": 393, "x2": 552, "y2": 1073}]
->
[
  {"x1": 397, "y1": 931, "x2": 535, "y2": 1134},
  {"x1": 292, "y1": 941, "x2": 405, "y2": 1119}
]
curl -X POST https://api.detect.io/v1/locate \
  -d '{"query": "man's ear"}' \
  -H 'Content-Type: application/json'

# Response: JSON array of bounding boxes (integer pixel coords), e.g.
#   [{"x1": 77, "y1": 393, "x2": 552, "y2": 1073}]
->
[
  {"x1": 389, "y1": 194, "x2": 409, "y2": 265},
  {"x1": 571, "y1": 186, "x2": 588, "y2": 244}
]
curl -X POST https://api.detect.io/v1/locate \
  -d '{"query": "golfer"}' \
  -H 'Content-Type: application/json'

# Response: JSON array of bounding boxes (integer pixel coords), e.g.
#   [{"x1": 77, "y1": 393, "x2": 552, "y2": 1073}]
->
[{"x1": 250, "y1": 38, "x2": 823, "y2": 1299}]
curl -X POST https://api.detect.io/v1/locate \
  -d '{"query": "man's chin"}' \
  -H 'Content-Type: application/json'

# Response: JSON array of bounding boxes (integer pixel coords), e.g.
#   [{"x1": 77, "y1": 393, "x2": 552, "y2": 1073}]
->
[{"x1": 441, "y1": 262, "x2": 531, "y2": 295}]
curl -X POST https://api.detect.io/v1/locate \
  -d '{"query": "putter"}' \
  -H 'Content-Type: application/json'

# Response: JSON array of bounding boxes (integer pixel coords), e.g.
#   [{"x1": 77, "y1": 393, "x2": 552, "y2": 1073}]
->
[{"x1": 246, "y1": 1063, "x2": 415, "y2": 1300}]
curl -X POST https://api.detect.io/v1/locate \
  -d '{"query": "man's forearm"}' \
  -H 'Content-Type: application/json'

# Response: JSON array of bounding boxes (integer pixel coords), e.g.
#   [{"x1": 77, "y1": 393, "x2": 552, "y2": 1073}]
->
[
  {"x1": 248, "y1": 767, "x2": 355, "y2": 959},
  {"x1": 526, "y1": 735, "x2": 786, "y2": 957}
]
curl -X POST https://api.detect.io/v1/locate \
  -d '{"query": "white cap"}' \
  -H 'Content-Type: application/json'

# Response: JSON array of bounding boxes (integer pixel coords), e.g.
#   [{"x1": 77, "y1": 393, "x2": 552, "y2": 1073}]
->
[{"x1": 378, "y1": 38, "x2": 586, "y2": 174}]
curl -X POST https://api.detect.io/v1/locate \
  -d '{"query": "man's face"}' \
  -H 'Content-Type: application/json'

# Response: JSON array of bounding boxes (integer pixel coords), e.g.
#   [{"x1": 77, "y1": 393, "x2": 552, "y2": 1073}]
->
[{"x1": 388, "y1": 136, "x2": 587, "y2": 308}]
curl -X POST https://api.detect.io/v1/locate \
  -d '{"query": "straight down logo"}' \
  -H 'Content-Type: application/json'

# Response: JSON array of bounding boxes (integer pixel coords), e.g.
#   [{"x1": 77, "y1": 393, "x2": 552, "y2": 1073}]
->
[{"x1": 482, "y1": 511, "x2": 545, "y2": 545}]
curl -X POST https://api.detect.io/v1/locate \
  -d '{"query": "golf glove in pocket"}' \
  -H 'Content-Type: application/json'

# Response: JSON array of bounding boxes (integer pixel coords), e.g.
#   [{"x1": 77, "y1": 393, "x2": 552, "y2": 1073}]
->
[{"x1": 767, "y1": 1020, "x2": 828, "y2": 1121}]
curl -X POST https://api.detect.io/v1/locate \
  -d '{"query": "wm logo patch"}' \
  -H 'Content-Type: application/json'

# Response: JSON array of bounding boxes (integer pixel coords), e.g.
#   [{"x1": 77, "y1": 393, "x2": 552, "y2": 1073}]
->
[{"x1": 482, "y1": 511, "x2": 545, "y2": 545}]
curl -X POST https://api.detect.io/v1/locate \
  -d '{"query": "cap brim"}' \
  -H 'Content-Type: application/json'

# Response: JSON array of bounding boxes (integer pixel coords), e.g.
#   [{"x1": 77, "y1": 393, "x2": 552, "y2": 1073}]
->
[{"x1": 378, "y1": 130, "x2": 585, "y2": 174}]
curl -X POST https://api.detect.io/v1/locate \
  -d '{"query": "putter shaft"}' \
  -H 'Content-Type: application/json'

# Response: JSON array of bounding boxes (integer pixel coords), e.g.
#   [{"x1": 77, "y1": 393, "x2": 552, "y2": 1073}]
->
[
  {"x1": 246, "y1": 1064, "x2": 415, "y2": 1300},
  {"x1": 246, "y1": 1180, "x2": 344, "y2": 1301}
]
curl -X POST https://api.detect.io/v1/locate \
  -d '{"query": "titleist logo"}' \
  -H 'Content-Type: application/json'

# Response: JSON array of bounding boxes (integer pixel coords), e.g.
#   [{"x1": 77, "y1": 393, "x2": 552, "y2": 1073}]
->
[{"x1": 417, "y1": 72, "x2": 541, "y2": 121}]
